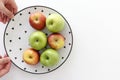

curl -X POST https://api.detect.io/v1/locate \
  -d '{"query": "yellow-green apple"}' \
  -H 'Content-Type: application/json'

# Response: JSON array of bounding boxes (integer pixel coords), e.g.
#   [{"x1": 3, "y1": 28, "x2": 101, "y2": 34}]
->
[
  {"x1": 48, "y1": 33, "x2": 65, "y2": 50},
  {"x1": 40, "y1": 48, "x2": 60, "y2": 66},
  {"x1": 23, "y1": 48, "x2": 40, "y2": 65},
  {"x1": 46, "y1": 13, "x2": 65, "y2": 32},
  {"x1": 29, "y1": 31, "x2": 47, "y2": 50},
  {"x1": 29, "y1": 12, "x2": 46, "y2": 30}
]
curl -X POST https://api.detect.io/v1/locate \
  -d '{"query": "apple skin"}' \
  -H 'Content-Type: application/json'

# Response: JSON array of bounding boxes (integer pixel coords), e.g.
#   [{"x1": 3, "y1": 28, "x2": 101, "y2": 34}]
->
[
  {"x1": 29, "y1": 31, "x2": 47, "y2": 50},
  {"x1": 23, "y1": 48, "x2": 40, "y2": 65},
  {"x1": 40, "y1": 49, "x2": 60, "y2": 66},
  {"x1": 46, "y1": 13, "x2": 65, "y2": 32},
  {"x1": 29, "y1": 12, "x2": 46, "y2": 30},
  {"x1": 48, "y1": 33, "x2": 65, "y2": 50}
]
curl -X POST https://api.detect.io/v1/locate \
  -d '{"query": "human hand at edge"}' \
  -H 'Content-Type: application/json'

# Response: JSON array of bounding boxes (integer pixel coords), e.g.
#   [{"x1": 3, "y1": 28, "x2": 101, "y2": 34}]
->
[
  {"x1": 0, "y1": 55, "x2": 11, "y2": 77},
  {"x1": 0, "y1": 0, "x2": 18, "y2": 24}
]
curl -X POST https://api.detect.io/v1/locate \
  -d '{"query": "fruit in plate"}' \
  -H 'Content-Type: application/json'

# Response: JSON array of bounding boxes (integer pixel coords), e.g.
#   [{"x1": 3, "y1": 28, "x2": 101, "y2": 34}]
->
[
  {"x1": 40, "y1": 48, "x2": 60, "y2": 66},
  {"x1": 29, "y1": 12, "x2": 46, "y2": 30},
  {"x1": 29, "y1": 31, "x2": 47, "y2": 50},
  {"x1": 46, "y1": 13, "x2": 65, "y2": 32},
  {"x1": 23, "y1": 48, "x2": 40, "y2": 65},
  {"x1": 48, "y1": 33, "x2": 65, "y2": 50}
]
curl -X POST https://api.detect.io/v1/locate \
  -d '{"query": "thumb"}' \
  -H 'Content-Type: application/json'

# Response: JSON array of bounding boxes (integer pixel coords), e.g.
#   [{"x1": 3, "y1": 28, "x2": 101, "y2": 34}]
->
[
  {"x1": 2, "y1": 6, "x2": 14, "y2": 19},
  {"x1": 0, "y1": 57, "x2": 10, "y2": 65}
]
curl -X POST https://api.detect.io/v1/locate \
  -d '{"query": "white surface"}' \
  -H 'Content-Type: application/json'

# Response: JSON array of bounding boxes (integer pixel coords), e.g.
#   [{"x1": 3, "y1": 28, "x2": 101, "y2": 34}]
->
[{"x1": 1, "y1": 0, "x2": 120, "y2": 80}]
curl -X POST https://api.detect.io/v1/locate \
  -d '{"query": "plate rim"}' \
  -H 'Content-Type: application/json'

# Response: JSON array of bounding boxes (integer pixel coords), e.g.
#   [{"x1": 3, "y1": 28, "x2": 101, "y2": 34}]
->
[{"x1": 3, "y1": 5, "x2": 74, "y2": 74}]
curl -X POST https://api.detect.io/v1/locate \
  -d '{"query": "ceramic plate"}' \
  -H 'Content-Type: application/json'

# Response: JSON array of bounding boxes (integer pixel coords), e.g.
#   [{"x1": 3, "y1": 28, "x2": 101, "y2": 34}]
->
[{"x1": 4, "y1": 6, "x2": 73, "y2": 74}]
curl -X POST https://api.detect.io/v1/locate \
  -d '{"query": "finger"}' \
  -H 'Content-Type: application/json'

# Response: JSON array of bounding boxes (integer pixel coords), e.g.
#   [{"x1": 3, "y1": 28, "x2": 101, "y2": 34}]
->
[
  {"x1": 12, "y1": 6, "x2": 17, "y2": 15},
  {"x1": 0, "y1": 60, "x2": 4, "y2": 70},
  {"x1": 4, "y1": 61, "x2": 11, "y2": 70},
  {"x1": 0, "y1": 62, "x2": 11, "y2": 77},
  {"x1": 2, "y1": 14, "x2": 7, "y2": 24},
  {"x1": 0, "y1": 13, "x2": 2, "y2": 22},
  {"x1": 2, "y1": 13, "x2": 7, "y2": 24},
  {"x1": 0, "y1": 56, "x2": 2, "y2": 59},
  {"x1": 0, "y1": 65, "x2": 4, "y2": 70},
  {"x1": 1, "y1": 13, "x2": 4, "y2": 20},
  {"x1": 13, "y1": 7, "x2": 17, "y2": 14},
  {"x1": 3, "y1": 15, "x2": 8, "y2": 24},
  {"x1": 6, "y1": 17, "x2": 10, "y2": 22},
  {"x1": 0, "y1": 56, "x2": 3, "y2": 70},
  {"x1": 0, "y1": 57, "x2": 10, "y2": 65},
  {"x1": 2, "y1": 5, "x2": 14, "y2": 18},
  {"x1": 2, "y1": 16, "x2": 6, "y2": 24},
  {"x1": 9, "y1": 0, "x2": 18, "y2": 14},
  {"x1": 0, "y1": 17, "x2": 2, "y2": 22},
  {"x1": 1, "y1": 13, "x2": 6, "y2": 23},
  {"x1": 5, "y1": 4, "x2": 13, "y2": 14},
  {"x1": 0, "y1": 13, "x2": 4, "y2": 23}
]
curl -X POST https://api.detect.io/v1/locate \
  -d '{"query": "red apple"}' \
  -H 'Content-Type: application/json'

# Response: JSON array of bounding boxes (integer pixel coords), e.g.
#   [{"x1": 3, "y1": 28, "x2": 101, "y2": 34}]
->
[
  {"x1": 29, "y1": 12, "x2": 46, "y2": 30},
  {"x1": 23, "y1": 48, "x2": 40, "y2": 65},
  {"x1": 48, "y1": 33, "x2": 65, "y2": 50}
]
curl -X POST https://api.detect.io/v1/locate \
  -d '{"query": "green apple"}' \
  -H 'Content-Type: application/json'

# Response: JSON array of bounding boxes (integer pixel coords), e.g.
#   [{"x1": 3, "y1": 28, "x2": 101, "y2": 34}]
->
[
  {"x1": 29, "y1": 31, "x2": 47, "y2": 50},
  {"x1": 40, "y1": 48, "x2": 60, "y2": 66},
  {"x1": 46, "y1": 13, "x2": 65, "y2": 32}
]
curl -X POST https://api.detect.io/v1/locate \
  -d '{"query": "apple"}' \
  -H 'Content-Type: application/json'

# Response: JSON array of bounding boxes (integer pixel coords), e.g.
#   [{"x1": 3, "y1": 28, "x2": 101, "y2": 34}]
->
[
  {"x1": 40, "y1": 48, "x2": 60, "y2": 66},
  {"x1": 46, "y1": 13, "x2": 65, "y2": 32},
  {"x1": 29, "y1": 31, "x2": 47, "y2": 50},
  {"x1": 23, "y1": 48, "x2": 40, "y2": 65},
  {"x1": 48, "y1": 33, "x2": 65, "y2": 50},
  {"x1": 29, "y1": 12, "x2": 46, "y2": 30}
]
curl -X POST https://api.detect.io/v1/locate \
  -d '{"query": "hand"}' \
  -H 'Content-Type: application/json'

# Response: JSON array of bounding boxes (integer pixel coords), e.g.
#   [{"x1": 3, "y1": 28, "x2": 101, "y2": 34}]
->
[
  {"x1": 0, "y1": 55, "x2": 11, "y2": 77},
  {"x1": 0, "y1": 0, "x2": 17, "y2": 24}
]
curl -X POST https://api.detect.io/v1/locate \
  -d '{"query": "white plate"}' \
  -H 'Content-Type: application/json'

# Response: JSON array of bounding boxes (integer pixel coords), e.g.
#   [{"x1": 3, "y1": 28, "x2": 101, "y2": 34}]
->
[{"x1": 4, "y1": 6, "x2": 73, "y2": 74}]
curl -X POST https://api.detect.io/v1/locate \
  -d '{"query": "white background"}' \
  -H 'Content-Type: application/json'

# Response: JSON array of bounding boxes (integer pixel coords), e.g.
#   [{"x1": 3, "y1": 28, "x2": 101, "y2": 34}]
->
[{"x1": 1, "y1": 0, "x2": 120, "y2": 80}]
